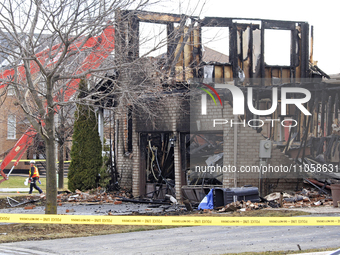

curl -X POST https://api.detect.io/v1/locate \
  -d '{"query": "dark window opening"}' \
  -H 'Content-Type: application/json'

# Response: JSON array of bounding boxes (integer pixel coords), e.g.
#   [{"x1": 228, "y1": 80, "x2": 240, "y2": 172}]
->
[{"x1": 127, "y1": 106, "x2": 133, "y2": 153}]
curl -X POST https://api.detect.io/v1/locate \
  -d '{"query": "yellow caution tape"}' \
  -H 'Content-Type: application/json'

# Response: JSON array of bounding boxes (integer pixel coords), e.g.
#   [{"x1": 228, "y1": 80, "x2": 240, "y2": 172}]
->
[{"x1": 0, "y1": 214, "x2": 339, "y2": 226}]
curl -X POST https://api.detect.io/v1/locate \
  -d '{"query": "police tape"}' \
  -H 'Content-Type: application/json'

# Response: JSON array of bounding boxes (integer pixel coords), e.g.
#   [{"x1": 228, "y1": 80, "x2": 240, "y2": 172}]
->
[{"x1": 0, "y1": 214, "x2": 340, "y2": 226}]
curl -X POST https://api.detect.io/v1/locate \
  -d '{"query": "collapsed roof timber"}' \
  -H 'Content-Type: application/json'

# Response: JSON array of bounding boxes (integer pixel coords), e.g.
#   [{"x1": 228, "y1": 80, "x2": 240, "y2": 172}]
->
[{"x1": 110, "y1": 10, "x2": 340, "y2": 204}]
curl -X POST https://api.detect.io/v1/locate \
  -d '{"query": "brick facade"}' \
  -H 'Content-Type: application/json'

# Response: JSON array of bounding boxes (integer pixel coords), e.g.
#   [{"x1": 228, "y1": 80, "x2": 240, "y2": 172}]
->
[
  {"x1": 115, "y1": 94, "x2": 301, "y2": 199},
  {"x1": 0, "y1": 91, "x2": 28, "y2": 172},
  {"x1": 115, "y1": 109, "x2": 134, "y2": 190},
  {"x1": 192, "y1": 96, "x2": 302, "y2": 195}
]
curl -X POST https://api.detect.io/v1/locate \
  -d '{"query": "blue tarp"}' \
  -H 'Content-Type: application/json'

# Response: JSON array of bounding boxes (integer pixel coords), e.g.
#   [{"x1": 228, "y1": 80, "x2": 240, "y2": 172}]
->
[{"x1": 198, "y1": 188, "x2": 214, "y2": 210}]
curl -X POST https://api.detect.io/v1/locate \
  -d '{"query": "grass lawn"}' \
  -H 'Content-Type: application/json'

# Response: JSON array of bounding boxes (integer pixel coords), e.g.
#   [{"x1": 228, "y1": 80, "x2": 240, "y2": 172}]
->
[{"x1": 0, "y1": 175, "x2": 68, "y2": 195}]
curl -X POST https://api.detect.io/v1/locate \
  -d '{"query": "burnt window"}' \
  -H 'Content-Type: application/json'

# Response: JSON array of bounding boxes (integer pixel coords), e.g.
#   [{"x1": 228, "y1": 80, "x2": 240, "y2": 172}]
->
[{"x1": 127, "y1": 106, "x2": 133, "y2": 153}]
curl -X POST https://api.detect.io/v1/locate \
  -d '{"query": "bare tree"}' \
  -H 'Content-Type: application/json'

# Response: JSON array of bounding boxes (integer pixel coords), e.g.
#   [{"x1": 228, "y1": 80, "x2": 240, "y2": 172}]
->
[{"x1": 0, "y1": 0, "x2": 154, "y2": 214}]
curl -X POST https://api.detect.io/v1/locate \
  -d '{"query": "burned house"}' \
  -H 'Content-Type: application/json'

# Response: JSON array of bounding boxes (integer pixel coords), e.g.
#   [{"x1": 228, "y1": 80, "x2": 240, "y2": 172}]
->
[{"x1": 109, "y1": 10, "x2": 339, "y2": 202}]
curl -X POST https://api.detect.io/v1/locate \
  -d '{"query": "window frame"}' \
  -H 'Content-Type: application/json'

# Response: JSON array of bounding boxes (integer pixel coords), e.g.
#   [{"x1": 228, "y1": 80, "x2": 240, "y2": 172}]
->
[{"x1": 7, "y1": 114, "x2": 16, "y2": 139}]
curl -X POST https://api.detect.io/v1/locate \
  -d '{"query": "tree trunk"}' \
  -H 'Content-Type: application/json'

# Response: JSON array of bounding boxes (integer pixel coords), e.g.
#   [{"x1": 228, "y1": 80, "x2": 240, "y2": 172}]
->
[
  {"x1": 45, "y1": 78, "x2": 57, "y2": 214},
  {"x1": 58, "y1": 106, "x2": 65, "y2": 189},
  {"x1": 45, "y1": 138, "x2": 57, "y2": 214},
  {"x1": 58, "y1": 143, "x2": 64, "y2": 189}
]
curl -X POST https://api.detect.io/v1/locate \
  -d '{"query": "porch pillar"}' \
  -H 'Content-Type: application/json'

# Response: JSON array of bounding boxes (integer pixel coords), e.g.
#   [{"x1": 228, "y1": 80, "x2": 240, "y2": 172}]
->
[
  {"x1": 132, "y1": 118, "x2": 140, "y2": 197},
  {"x1": 174, "y1": 132, "x2": 183, "y2": 202}
]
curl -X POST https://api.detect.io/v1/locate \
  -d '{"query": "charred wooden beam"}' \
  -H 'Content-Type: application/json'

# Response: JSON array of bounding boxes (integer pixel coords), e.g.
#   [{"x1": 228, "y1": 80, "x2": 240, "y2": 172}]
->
[
  {"x1": 327, "y1": 94, "x2": 335, "y2": 136},
  {"x1": 312, "y1": 65, "x2": 330, "y2": 79},
  {"x1": 316, "y1": 137, "x2": 326, "y2": 156},
  {"x1": 320, "y1": 90, "x2": 327, "y2": 136},
  {"x1": 301, "y1": 116, "x2": 312, "y2": 163},
  {"x1": 260, "y1": 21, "x2": 265, "y2": 85},
  {"x1": 169, "y1": 21, "x2": 196, "y2": 78},
  {"x1": 166, "y1": 22, "x2": 185, "y2": 76},
  {"x1": 295, "y1": 110, "x2": 301, "y2": 142},
  {"x1": 316, "y1": 92, "x2": 321, "y2": 136},
  {"x1": 335, "y1": 93, "x2": 339, "y2": 119},
  {"x1": 249, "y1": 24, "x2": 254, "y2": 82},
  {"x1": 239, "y1": 29, "x2": 244, "y2": 70},
  {"x1": 262, "y1": 20, "x2": 295, "y2": 30},
  {"x1": 310, "y1": 90, "x2": 320, "y2": 135},
  {"x1": 229, "y1": 23, "x2": 238, "y2": 81},
  {"x1": 310, "y1": 26, "x2": 314, "y2": 64},
  {"x1": 325, "y1": 135, "x2": 337, "y2": 160},
  {"x1": 136, "y1": 11, "x2": 184, "y2": 23},
  {"x1": 290, "y1": 30, "x2": 297, "y2": 82},
  {"x1": 192, "y1": 25, "x2": 202, "y2": 78},
  {"x1": 200, "y1": 17, "x2": 233, "y2": 27},
  {"x1": 332, "y1": 136, "x2": 339, "y2": 158},
  {"x1": 300, "y1": 22, "x2": 309, "y2": 79},
  {"x1": 167, "y1": 23, "x2": 175, "y2": 59}
]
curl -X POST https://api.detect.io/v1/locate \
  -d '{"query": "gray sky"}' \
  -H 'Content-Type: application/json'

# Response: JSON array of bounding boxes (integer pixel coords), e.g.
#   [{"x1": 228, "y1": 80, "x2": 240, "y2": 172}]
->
[{"x1": 146, "y1": 0, "x2": 339, "y2": 75}]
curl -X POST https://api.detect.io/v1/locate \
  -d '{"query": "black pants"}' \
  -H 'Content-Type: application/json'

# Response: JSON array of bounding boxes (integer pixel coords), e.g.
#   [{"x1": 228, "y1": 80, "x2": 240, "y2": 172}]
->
[{"x1": 29, "y1": 177, "x2": 43, "y2": 194}]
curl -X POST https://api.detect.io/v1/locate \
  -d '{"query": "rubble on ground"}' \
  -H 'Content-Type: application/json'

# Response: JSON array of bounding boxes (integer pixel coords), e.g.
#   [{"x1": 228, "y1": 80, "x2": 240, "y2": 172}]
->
[
  {"x1": 213, "y1": 187, "x2": 333, "y2": 213},
  {"x1": 266, "y1": 188, "x2": 333, "y2": 208},
  {"x1": 216, "y1": 200, "x2": 267, "y2": 213},
  {"x1": 1, "y1": 182, "x2": 338, "y2": 215},
  {"x1": 57, "y1": 188, "x2": 132, "y2": 204}
]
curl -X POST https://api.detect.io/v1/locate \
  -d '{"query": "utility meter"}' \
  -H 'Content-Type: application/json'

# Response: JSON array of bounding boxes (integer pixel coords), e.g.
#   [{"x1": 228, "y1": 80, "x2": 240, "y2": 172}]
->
[
  {"x1": 259, "y1": 140, "x2": 272, "y2": 158},
  {"x1": 264, "y1": 141, "x2": 271, "y2": 149}
]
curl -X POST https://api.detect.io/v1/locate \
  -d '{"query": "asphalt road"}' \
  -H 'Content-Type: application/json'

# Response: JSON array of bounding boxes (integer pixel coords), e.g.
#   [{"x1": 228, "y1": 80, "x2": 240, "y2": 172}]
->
[{"x1": 0, "y1": 225, "x2": 339, "y2": 255}]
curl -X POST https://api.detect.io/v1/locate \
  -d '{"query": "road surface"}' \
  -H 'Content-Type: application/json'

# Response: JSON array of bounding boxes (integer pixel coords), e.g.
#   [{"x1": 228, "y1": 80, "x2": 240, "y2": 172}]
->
[{"x1": 0, "y1": 225, "x2": 339, "y2": 254}]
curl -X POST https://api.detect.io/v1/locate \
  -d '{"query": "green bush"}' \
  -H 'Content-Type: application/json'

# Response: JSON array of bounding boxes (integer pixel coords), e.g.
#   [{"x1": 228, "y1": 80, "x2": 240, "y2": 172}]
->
[{"x1": 68, "y1": 80, "x2": 103, "y2": 192}]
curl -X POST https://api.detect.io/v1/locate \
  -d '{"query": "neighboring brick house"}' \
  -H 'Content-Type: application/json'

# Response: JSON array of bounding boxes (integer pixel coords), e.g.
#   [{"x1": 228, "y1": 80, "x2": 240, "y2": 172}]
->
[
  {"x1": 0, "y1": 34, "x2": 53, "y2": 174},
  {"x1": 0, "y1": 86, "x2": 29, "y2": 173}
]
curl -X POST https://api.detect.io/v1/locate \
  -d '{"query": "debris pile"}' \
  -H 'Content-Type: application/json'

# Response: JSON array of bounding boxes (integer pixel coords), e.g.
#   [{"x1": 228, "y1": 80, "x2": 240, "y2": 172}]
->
[
  {"x1": 212, "y1": 188, "x2": 333, "y2": 213},
  {"x1": 217, "y1": 200, "x2": 267, "y2": 213},
  {"x1": 266, "y1": 189, "x2": 333, "y2": 208},
  {"x1": 56, "y1": 189, "x2": 132, "y2": 204},
  {"x1": 6, "y1": 196, "x2": 41, "y2": 208},
  {"x1": 3, "y1": 184, "x2": 336, "y2": 215}
]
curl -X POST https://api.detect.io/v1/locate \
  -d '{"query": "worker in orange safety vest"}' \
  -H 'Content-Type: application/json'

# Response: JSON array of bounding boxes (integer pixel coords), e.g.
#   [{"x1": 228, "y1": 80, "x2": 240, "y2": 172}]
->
[{"x1": 29, "y1": 160, "x2": 44, "y2": 197}]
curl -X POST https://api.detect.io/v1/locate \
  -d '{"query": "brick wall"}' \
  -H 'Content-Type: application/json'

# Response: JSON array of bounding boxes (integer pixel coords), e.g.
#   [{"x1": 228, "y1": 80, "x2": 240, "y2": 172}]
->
[
  {"x1": 115, "y1": 108, "x2": 133, "y2": 190},
  {"x1": 132, "y1": 118, "x2": 140, "y2": 196},
  {"x1": 191, "y1": 95, "x2": 301, "y2": 196},
  {"x1": 223, "y1": 121, "x2": 264, "y2": 189},
  {"x1": 189, "y1": 95, "x2": 225, "y2": 132},
  {"x1": 116, "y1": 93, "x2": 301, "y2": 198},
  {"x1": 0, "y1": 91, "x2": 28, "y2": 171},
  {"x1": 116, "y1": 96, "x2": 189, "y2": 195},
  {"x1": 135, "y1": 95, "x2": 190, "y2": 132}
]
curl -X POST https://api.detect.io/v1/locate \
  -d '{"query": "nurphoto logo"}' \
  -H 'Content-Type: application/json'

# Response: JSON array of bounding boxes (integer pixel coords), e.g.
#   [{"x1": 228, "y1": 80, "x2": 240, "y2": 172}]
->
[
  {"x1": 201, "y1": 83, "x2": 311, "y2": 116},
  {"x1": 199, "y1": 83, "x2": 311, "y2": 128}
]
